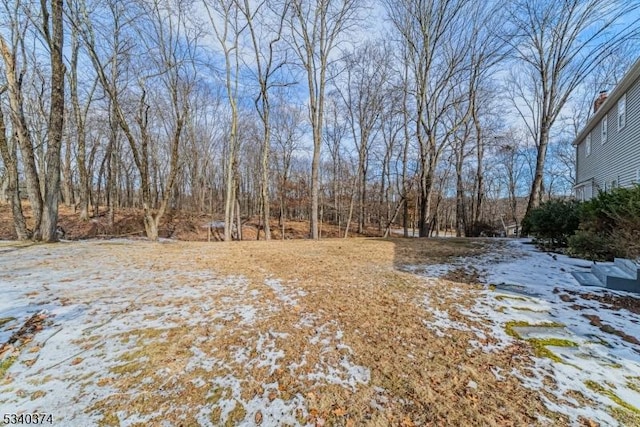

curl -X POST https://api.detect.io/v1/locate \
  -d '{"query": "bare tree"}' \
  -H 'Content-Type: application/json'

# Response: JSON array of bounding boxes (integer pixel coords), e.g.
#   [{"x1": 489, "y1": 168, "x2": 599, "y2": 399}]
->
[
  {"x1": 495, "y1": 131, "x2": 528, "y2": 235},
  {"x1": 386, "y1": 0, "x2": 478, "y2": 237},
  {"x1": 237, "y1": 0, "x2": 290, "y2": 240},
  {"x1": 0, "y1": 86, "x2": 28, "y2": 239},
  {"x1": 506, "y1": 0, "x2": 640, "y2": 214},
  {"x1": 38, "y1": 0, "x2": 66, "y2": 242},
  {"x1": 67, "y1": 0, "x2": 98, "y2": 221},
  {"x1": 204, "y1": 0, "x2": 244, "y2": 241},
  {"x1": 337, "y1": 41, "x2": 389, "y2": 234},
  {"x1": 0, "y1": 0, "x2": 43, "y2": 238},
  {"x1": 78, "y1": 0, "x2": 196, "y2": 240},
  {"x1": 0, "y1": 0, "x2": 65, "y2": 242},
  {"x1": 272, "y1": 97, "x2": 305, "y2": 239},
  {"x1": 289, "y1": 0, "x2": 363, "y2": 239}
]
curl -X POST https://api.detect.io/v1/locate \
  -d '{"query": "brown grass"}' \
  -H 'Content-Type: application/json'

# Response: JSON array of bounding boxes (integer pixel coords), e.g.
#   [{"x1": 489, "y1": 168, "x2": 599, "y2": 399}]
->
[{"x1": 57, "y1": 238, "x2": 566, "y2": 426}]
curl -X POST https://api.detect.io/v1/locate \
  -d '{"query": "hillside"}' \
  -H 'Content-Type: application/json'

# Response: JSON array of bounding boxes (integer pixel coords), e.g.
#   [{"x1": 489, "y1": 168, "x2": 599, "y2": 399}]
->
[{"x1": 0, "y1": 202, "x2": 381, "y2": 241}]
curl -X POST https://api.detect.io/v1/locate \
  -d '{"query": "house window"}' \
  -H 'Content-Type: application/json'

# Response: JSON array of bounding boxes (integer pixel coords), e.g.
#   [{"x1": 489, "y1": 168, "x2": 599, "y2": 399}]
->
[
  {"x1": 601, "y1": 116, "x2": 607, "y2": 144},
  {"x1": 585, "y1": 133, "x2": 591, "y2": 156},
  {"x1": 636, "y1": 168, "x2": 640, "y2": 184},
  {"x1": 618, "y1": 93, "x2": 626, "y2": 130}
]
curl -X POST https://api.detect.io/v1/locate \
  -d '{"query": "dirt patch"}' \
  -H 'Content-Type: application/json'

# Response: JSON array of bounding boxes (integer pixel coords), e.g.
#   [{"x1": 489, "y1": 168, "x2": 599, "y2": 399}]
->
[
  {"x1": 560, "y1": 288, "x2": 640, "y2": 315},
  {"x1": 583, "y1": 314, "x2": 640, "y2": 345},
  {"x1": 559, "y1": 294, "x2": 576, "y2": 303},
  {"x1": 442, "y1": 266, "x2": 483, "y2": 284}
]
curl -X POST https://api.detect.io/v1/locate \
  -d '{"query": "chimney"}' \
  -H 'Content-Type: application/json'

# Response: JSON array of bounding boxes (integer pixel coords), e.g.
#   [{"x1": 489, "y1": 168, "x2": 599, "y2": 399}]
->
[{"x1": 594, "y1": 90, "x2": 608, "y2": 113}]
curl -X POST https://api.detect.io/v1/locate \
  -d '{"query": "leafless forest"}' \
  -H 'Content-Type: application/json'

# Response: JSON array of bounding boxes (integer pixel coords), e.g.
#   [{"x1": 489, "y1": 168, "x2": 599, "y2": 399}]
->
[{"x1": 0, "y1": 0, "x2": 639, "y2": 241}]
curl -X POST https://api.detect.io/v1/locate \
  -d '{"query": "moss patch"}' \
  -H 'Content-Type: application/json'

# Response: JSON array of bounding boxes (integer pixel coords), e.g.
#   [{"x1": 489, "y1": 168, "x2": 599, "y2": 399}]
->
[
  {"x1": 503, "y1": 322, "x2": 576, "y2": 364},
  {"x1": 504, "y1": 321, "x2": 565, "y2": 339},
  {"x1": 585, "y1": 380, "x2": 640, "y2": 414},
  {"x1": 528, "y1": 338, "x2": 578, "y2": 363},
  {"x1": 0, "y1": 357, "x2": 17, "y2": 378}
]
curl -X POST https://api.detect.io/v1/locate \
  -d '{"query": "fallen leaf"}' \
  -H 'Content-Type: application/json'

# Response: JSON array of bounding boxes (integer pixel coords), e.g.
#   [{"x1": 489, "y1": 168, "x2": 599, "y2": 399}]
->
[
  {"x1": 333, "y1": 408, "x2": 347, "y2": 417},
  {"x1": 401, "y1": 416, "x2": 415, "y2": 427},
  {"x1": 254, "y1": 410, "x2": 263, "y2": 425},
  {"x1": 30, "y1": 390, "x2": 46, "y2": 400},
  {"x1": 97, "y1": 377, "x2": 112, "y2": 387}
]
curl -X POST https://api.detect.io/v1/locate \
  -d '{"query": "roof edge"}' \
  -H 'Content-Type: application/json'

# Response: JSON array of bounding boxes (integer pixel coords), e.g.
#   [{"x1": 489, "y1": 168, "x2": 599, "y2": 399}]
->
[{"x1": 572, "y1": 57, "x2": 640, "y2": 146}]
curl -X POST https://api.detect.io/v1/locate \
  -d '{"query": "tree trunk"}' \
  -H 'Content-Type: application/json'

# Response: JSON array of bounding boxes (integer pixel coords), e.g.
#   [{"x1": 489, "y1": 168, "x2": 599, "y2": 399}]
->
[
  {"x1": 62, "y1": 138, "x2": 73, "y2": 206},
  {"x1": 39, "y1": 0, "x2": 65, "y2": 242},
  {"x1": 143, "y1": 212, "x2": 158, "y2": 241},
  {"x1": 0, "y1": 37, "x2": 43, "y2": 236},
  {"x1": 0, "y1": 106, "x2": 28, "y2": 239},
  {"x1": 310, "y1": 128, "x2": 320, "y2": 239},
  {"x1": 357, "y1": 142, "x2": 367, "y2": 234},
  {"x1": 473, "y1": 111, "x2": 484, "y2": 225},
  {"x1": 455, "y1": 152, "x2": 466, "y2": 237},
  {"x1": 261, "y1": 112, "x2": 271, "y2": 240},
  {"x1": 527, "y1": 128, "x2": 549, "y2": 214},
  {"x1": 70, "y1": 29, "x2": 90, "y2": 221}
]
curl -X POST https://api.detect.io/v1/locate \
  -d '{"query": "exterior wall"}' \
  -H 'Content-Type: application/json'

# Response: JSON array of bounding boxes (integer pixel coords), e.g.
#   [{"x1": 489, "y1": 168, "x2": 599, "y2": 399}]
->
[{"x1": 576, "y1": 77, "x2": 640, "y2": 199}]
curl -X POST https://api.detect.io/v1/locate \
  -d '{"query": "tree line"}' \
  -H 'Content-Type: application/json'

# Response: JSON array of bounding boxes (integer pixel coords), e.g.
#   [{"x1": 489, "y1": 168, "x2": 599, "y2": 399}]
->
[{"x1": 0, "y1": 0, "x2": 638, "y2": 241}]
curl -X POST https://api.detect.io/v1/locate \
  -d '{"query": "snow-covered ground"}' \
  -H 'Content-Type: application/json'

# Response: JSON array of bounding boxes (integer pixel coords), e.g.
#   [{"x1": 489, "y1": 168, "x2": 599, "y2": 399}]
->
[
  {"x1": 1, "y1": 239, "x2": 639, "y2": 425},
  {"x1": 0, "y1": 241, "x2": 369, "y2": 426},
  {"x1": 412, "y1": 239, "x2": 640, "y2": 425}
]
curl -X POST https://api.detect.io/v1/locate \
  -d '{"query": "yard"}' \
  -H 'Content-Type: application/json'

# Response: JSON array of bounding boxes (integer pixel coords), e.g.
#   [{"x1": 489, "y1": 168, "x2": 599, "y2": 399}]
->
[{"x1": 0, "y1": 238, "x2": 639, "y2": 426}]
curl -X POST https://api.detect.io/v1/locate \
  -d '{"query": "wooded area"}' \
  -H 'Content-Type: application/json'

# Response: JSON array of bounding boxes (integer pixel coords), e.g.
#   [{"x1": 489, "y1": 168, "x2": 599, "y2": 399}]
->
[{"x1": 0, "y1": 0, "x2": 638, "y2": 241}]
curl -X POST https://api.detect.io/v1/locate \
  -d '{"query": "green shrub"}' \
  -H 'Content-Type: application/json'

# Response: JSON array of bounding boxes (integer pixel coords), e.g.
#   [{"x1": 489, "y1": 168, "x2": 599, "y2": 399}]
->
[
  {"x1": 568, "y1": 185, "x2": 640, "y2": 260},
  {"x1": 567, "y1": 230, "x2": 617, "y2": 261},
  {"x1": 521, "y1": 199, "x2": 580, "y2": 249},
  {"x1": 580, "y1": 187, "x2": 635, "y2": 234}
]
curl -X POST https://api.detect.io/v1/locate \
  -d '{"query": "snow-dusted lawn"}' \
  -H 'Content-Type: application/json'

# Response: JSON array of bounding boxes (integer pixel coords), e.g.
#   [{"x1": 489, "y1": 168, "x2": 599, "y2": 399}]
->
[
  {"x1": 0, "y1": 238, "x2": 639, "y2": 426},
  {"x1": 0, "y1": 241, "x2": 372, "y2": 426},
  {"x1": 412, "y1": 239, "x2": 640, "y2": 426}
]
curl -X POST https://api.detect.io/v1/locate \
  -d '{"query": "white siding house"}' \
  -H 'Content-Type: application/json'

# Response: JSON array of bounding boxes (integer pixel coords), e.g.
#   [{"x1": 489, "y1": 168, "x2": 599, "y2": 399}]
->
[{"x1": 574, "y1": 58, "x2": 640, "y2": 201}]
